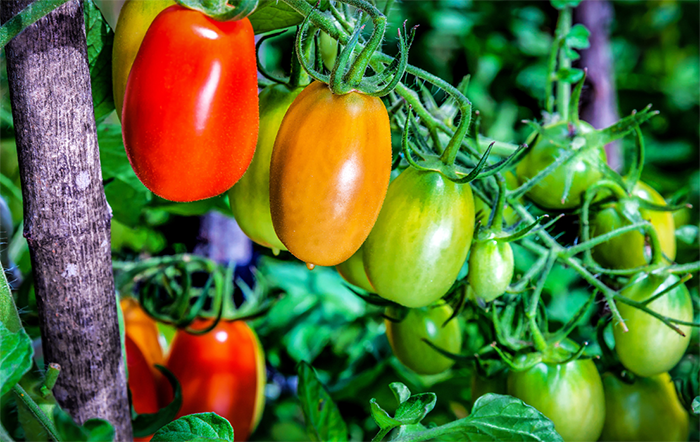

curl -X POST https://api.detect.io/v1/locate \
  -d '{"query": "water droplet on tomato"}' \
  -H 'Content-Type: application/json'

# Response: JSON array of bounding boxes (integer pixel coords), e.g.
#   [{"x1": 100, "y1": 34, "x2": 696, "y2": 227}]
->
[
  {"x1": 272, "y1": 248, "x2": 280, "y2": 256},
  {"x1": 306, "y1": 263, "x2": 316, "y2": 270}
]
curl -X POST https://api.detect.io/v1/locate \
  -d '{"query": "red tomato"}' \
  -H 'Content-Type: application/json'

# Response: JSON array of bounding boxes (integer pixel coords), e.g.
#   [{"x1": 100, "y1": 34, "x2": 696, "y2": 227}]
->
[
  {"x1": 126, "y1": 334, "x2": 160, "y2": 415},
  {"x1": 122, "y1": 5, "x2": 258, "y2": 202},
  {"x1": 165, "y1": 320, "x2": 266, "y2": 441}
]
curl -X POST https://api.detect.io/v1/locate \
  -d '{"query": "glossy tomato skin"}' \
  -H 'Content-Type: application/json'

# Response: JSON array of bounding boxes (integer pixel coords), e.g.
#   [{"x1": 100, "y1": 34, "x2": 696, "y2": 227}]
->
[
  {"x1": 122, "y1": 6, "x2": 258, "y2": 202},
  {"x1": 385, "y1": 304, "x2": 462, "y2": 375},
  {"x1": 516, "y1": 121, "x2": 606, "y2": 210},
  {"x1": 364, "y1": 168, "x2": 474, "y2": 308},
  {"x1": 336, "y1": 244, "x2": 374, "y2": 292},
  {"x1": 614, "y1": 272, "x2": 692, "y2": 377},
  {"x1": 166, "y1": 320, "x2": 265, "y2": 441},
  {"x1": 467, "y1": 239, "x2": 513, "y2": 303},
  {"x1": 126, "y1": 335, "x2": 159, "y2": 415},
  {"x1": 269, "y1": 81, "x2": 391, "y2": 267},
  {"x1": 229, "y1": 84, "x2": 303, "y2": 253},
  {"x1": 601, "y1": 372, "x2": 689, "y2": 441},
  {"x1": 112, "y1": 0, "x2": 174, "y2": 119},
  {"x1": 507, "y1": 359, "x2": 605, "y2": 442},
  {"x1": 592, "y1": 182, "x2": 676, "y2": 269}
]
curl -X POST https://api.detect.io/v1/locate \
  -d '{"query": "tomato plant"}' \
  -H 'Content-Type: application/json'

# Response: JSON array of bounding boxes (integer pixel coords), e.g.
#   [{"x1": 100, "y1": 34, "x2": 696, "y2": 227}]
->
[
  {"x1": 111, "y1": 0, "x2": 174, "y2": 119},
  {"x1": 468, "y1": 239, "x2": 514, "y2": 303},
  {"x1": 515, "y1": 121, "x2": 607, "y2": 210},
  {"x1": 507, "y1": 358, "x2": 606, "y2": 442},
  {"x1": 614, "y1": 272, "x2": 692, "y2": 377},
  {"x1": 363, "y1": 168, "x2": 475, "y2": 308},
  {"x1": 473, "y1": 171, "x2": 520, "y2": 227},
  {"x1": 601, "y1": 372, "x2": 689, "y2": 441},
  {"x1": 591, "y1": 182, "x2": 676, "y2": 269},
  {"x1": 229, "y1": 84, "x2": 304, "y2": 254},
  {"x1": 269, "y1": 81, "x2": 391, "y2": 267},
  {"x1": 165, "y1": 320, "x2": 266, "y2": 441},
  {"x1": 121, "y1": 5, "x2": 258, "y2": 202},
  {"x1": 385, "y1": 304, "x2": 462, "y2": 375}
]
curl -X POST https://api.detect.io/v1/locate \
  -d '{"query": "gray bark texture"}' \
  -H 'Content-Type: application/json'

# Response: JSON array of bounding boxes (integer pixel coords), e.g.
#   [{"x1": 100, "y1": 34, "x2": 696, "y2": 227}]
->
[
  {"x1": 1, "y1": 0, "x2": 132, "y2": 439},
  {"x1": 574, "y1": 0, "x2": 621, "y2": 170}
]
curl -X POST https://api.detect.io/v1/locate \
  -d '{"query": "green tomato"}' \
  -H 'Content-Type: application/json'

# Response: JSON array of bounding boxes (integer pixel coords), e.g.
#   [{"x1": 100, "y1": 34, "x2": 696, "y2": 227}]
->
[
  {"x1": 601, "y1": 372, "x2": 689, "y2": 441},
  {"x1": 467, "y1": 239, "x2": 513, "y2": 303},
  {"x1": 515, "y1": 121, "x2": 606, "y2": 210},
  {"x1": 229, "y1": 84, "x2": 304, "y2": 253},
  {"x1": 592, "y1": 182, "x2": 676, "y2": 269},
  {"x1": 507, "y1": 358, "x2": 606, "y2": 442},
  {"x1": 614, "y1": 272, "x2": 692, "y2": 377},
  {"x1": 385, "y1": 304, "x2": 462, "y2": 375},
  {"x1": 319, "y1": 31, "x2": 338, "y2": 71},
  {"x1": 364, "y1": 168, "x2": 475, "y2": 308},
  {"x1": 336, "y1": 245, "x2": 374, "y2": 292}
]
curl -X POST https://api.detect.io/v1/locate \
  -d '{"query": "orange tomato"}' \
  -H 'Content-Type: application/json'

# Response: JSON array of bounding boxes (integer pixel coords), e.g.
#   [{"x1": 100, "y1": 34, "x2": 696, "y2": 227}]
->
[
  {"x1": 269, "y1": 81, "x2": 392, "y2": 267},
  {"x1": 120, "y1": 298, "x2": 163, "y2": 377}
]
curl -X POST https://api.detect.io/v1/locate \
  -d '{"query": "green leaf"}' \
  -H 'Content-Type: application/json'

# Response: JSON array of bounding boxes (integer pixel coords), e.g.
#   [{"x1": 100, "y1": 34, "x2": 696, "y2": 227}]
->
[
  {"x1": 84, "y1": 0, "x2": 115, "y2": 124},
  {"x1": 151, "y1": 413, "x2": 234, "y2": 441},
  {"x1": 550, "y1": 0, "x2": 582, "y2": 10},
  {"x1": 566, "y1": 24, "x2": 590, "y2": 50},
  {"x1": 389, "y1": 382, "x2": 411, "y2": 405},
  {"x1": 676, "y1": 225, "x2": 699, "y2": 246},
  {"x1": 0, "y1": 321, "x2": 32, "y2": 397},
  {"x1": 249, "y1": 0, "x2": 328, "y2": 34},
  {"x1": 693, "y1": 397, "x2": 700, "y2": 415},
  {"x1": 297, "y1": 361, "x2": 348, "y2": 442},
  {"x1": 0, "y1": 261, "x2": 22, "y2": 333},
  {"x1": 132, "y1": 366, "x2": 183, "y2": 438},
  {"x1": 53, "y1": 407, "x2": 115, "y2": 441},
  {"x1": 555, "y1": 67, "x2": 584, "y2": 84}
]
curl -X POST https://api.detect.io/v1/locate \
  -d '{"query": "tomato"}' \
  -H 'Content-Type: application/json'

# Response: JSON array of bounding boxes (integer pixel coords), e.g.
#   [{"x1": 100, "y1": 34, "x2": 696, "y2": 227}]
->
[
  {"x1": 591, "y1": 182, "x2": 676, "y2": 269},
  {"x1": 120, "y1": 297, "x2": 164, "y2": 378},
  {"x1": 363, "y1": 167, "x2": 474, "y2": 308},
  {"x1": 601, "y1": 372, "x2": 689, "y2": 441},
  {"x1": 515, "y1": 121, "x2": 606, "y2": 210},
  {"x1": 614, "y1": 272, "x2": 692, "y2": 377},
  {"x1": 467, "y1": 239, "x2": 513, "y2": 303},
  {"x1": 336, "y1": 245, "x2": 374, "y2": 293},
  {"x1": 472, "y1": 171, "x2": 520, "y2": 227},
  {"x1": 269, "y1": 81, "x2": 391, "y2": 267},
  {"x1": 385, "y1": 304, "x2": 462, "y2": 375},
  {"x1": 165, "y1": 320, "x2": 266, "y2": 441},
  {"x1": 122, "y1": 5, "x2": 258, "y2": 202},
  {"x1": 112, "y1": 0, "x2": 175, "y2": 119},
  {"x1": 229, "y1": 84, "x2": 304, "y2": 253},
  {"x1": 319, "y1": 32, "x2": 338, "y2": 71},
  {"x1": 507, "y1": 358, "x2": 605, "y2": 442},
  {"x1": 126, "y1": 334, "x2": 160, "y2": 415}
]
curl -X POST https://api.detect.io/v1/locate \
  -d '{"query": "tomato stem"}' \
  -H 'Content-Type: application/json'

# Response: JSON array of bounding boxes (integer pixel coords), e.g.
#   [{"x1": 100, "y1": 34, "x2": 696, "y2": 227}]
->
[
  {"x1": 13, "y1": 384, "x2": 62, "y2": 442},
  {"x1": 556, "y1": 7, "x2": 572, "y2": 121}
]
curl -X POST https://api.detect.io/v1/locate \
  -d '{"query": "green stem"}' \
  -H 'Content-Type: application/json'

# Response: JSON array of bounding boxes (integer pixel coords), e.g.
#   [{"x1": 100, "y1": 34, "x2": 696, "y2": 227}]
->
[
  {"x1": 13, "y1": 384, "x2": 61, "y2": 442},
  {"x1": 556, "y1": 7, "x2": 572, "y2": 120},
  {"x1": 0, "y1": 0, "x2": 72, "y2": 49}
]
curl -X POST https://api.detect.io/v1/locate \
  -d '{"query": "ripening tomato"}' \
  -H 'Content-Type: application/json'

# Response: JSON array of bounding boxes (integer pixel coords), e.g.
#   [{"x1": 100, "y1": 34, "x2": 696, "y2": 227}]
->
[
  {"x1": 112, "y1": 0, "x2": 174, "y2": 119},
  {"x1": 165, "y1": 320, "x2": 265, "y2": 441},
  {"x1": 467, "y1": 239, "x2": 513, "y2": 303},
  {"x1": 126, "y1": 335, "x2": 159, "y2": 415},
  {"x1": 269, "y1": 81, "x2": 391, "y2": 267},
  {"x1": 507, "y1": 358, "x2": 606, "y2": 442},
  {"x1": 120, "y1": 297, "x2": 163, "y2": 377},
  {"x1": 336, "y1": 245, "x2": 374, "y2": 292},
  {"x1": 601, "y1": 372, "x2": 689, "y2": 441},
  {"x1": 591, "y1": 182, "x2": 676, "y2": 269},
  {"x1": 385, "y1": 304, "x2": 462, "y2": 375},
  {"x1": 122, "y1": 5, "x2": 258, "y2": 202},
  {"x1": 364, "y1": 167, "x2": 475, "y2": 308},
  {"x1": 229, "y1": 84, "x2": 304, "y2": 253},
  {"x1": 515, "y1": 121, "x2": 606, "y2": 210},
  {"x1": 614, "y1": 272, "x2": 692, "y2": 377}
]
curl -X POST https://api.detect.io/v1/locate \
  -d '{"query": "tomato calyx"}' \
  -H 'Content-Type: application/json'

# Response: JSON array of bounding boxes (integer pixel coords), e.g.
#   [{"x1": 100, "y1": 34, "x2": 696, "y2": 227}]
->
[{"x1": 175, "y1": 0, "x2": 257, "y2": 21}]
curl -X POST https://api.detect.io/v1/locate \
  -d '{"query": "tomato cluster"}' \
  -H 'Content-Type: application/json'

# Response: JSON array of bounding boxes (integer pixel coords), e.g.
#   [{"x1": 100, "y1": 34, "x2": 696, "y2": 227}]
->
[{"x1": 121, "y1": 299, "x2": 265, "y2": 441}]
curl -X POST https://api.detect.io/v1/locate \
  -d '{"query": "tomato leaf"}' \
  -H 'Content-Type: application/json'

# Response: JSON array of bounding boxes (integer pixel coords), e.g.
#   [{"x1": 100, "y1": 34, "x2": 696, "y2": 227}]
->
[
  {"x1": 297, "y1": 361, "x2": 348, "y2": 441},
  {"x1": 84, "y1": 0, "x2": 115, "y2": 125},
  {"x1": 249, "y1": 0, "x2": 329, "y2": 34},
  {"x1": 132, "y1": 366, "x2": 183, "y2": 438},
  {"x1": 566, "y1": 24, "x2": 590, "y2": 50},
  {"x1": 0, "y1": 321, "x2": 32, "y2": 397},
  {"x1": 0, "y1": 262, "x2": 22, "y2": 334},
  {"x1": 53, "y1": 407, "x2": 115, "y2": 442},
  {"x1": 550, "y1": 0, "x2": 582, "y2": 10},
  {"x1": 150, "y1": 413, "x2": 234, "y2": 442},
  {"x1": 555, "y1": 67, "x2": 584, "y2": 84}
]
